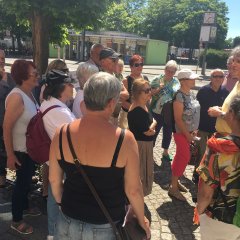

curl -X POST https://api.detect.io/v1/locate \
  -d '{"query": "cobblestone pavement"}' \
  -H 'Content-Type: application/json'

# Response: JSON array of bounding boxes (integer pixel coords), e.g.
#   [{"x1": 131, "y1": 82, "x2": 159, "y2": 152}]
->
[
  {"x1": 145, "y1": 133, "x2": 200, "y2": 240},
  {"x1": 0, "y1": 131, "x2": 200, "y2": 240}
]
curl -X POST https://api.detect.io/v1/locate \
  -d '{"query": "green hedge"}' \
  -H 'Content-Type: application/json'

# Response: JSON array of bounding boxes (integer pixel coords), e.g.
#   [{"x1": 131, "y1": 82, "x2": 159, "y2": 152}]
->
[{"x1": 199, "y1": 49, "x2": 228, "y2": 69}]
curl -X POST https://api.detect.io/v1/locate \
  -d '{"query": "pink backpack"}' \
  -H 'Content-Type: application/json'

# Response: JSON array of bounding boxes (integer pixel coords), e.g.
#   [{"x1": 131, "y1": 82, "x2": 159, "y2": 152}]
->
[{"x1": 26, "y1": 105, "x2": 60, "y2": 164}]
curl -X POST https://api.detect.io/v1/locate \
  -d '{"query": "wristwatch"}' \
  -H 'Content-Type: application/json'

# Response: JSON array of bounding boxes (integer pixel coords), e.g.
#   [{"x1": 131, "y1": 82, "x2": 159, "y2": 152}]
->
[{"x1": 220, "y1": 112, "x2": 226, "y2": 119}]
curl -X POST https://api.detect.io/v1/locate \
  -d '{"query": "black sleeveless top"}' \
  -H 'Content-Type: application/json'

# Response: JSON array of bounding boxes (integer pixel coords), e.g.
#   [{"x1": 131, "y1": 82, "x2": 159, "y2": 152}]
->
[
  {"x1": 122, "y1": 75, "x2": 149, "y2": 112},
  {"x1": 58, "y1": 128, "x2": 126, "y2": 224}
]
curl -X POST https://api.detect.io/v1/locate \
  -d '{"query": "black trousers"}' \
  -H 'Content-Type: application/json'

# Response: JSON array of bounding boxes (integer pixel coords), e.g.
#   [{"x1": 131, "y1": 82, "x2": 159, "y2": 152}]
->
[
  {"x1": 0, "y1": 126, "x2": 7, "y2": 176},
  {"x1": 12, "y1": 151, "x2": 35, "y2": 222}
]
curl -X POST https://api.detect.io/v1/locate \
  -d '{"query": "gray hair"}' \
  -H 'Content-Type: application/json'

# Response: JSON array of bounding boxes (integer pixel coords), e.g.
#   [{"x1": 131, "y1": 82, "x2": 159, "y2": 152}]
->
[
  {"x1": 227, "y1": 55, "x2": 234, "y2": 65},
  {"x1": 210, "y1": 68, "x2": 224, "y2": 76},
  {"x1": 84, "y1": 72, "x2": 121, "y2": 111},
  {"x1": 165, "y1": 60, "x2": 178, "y2": 71},
  {"x1": 76, "y1": 62, "x2": 98, "y2": 89},
  {"x1": 231, "y1": 46, "x2": 240, "y2": 59}
]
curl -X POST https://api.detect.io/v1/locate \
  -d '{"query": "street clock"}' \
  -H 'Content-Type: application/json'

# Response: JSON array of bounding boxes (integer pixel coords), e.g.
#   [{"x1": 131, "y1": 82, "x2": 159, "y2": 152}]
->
[{"x1": 203, "y1": 12, "x2": 216, "y2": 24}]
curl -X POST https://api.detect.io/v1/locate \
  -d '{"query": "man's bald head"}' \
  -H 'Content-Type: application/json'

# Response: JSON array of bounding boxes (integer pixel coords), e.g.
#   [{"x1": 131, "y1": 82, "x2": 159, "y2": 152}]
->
[{"x1": 90, "y1": 44, "x2": 104, "y2": 66}]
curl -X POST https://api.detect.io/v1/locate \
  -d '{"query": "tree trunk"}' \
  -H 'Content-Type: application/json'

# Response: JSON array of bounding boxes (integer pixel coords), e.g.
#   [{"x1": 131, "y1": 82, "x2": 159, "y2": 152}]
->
[
  {"x1": 31, "y1": 10, "x2": 49, "y2": 75},
  {"x1": 16, "y1": 29, "x2": 23, "y2": 55}
]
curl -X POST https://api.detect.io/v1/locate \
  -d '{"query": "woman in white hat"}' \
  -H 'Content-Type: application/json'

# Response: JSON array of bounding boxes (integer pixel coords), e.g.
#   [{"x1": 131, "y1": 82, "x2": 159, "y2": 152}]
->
[{"x1": 168, "y1": 69, "x2": 200, "y2": 201}]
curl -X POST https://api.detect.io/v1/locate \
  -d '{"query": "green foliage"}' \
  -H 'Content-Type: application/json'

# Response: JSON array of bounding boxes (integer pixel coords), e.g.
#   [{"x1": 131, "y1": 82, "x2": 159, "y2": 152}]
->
[
  {"x1": 1, "y1": 0, "x2": 110, "y2": 45},
  {"x1": 200, "y1": 48, "x2": 228, "y2": 69},
  {"x1": 99, "y1": 0, "x2": 147, "y2": 33},
  {"x1": 233, "y1": 36, "x2": 240, "y2": 48},
  {"x1": 141, "y1": 0, "x2": 228, "y2": 50},
  {"x1": 224, "y1": 38, "x2": 233, "y2": 49}
]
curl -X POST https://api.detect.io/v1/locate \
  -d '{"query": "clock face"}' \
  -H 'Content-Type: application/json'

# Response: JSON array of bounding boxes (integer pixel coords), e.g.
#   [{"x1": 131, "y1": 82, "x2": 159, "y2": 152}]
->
[{"x1": 203, "y1": 12, "x2": 215, "y2": 24}]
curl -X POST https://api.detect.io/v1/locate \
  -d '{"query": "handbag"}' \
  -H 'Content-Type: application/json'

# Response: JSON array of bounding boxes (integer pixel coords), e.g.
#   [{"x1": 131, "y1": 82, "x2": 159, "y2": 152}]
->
[{"x1": 65, "y1": 124, "x2": 148, "y2": 240}]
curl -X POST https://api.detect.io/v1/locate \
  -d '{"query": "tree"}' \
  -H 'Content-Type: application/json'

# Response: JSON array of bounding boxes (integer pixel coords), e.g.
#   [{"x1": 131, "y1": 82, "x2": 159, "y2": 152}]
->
[
  {"x1": 100, "y1": 0, "x2": 147, "y2": 34},
  {"x1": 141, "y1": 0, "x2": 228, "y2": 52},
  {"x1": 0, "y1": 0, "x2": 110, "y2": 74},
  {"x1": 233, "y1": 36, "x2": 240, "y2": 48},
  {"x1": 0, "y1": 3, "x2": 31, "y2": 54},
  {"x1": 224, "y1": 38, "x2": 233, "y2": 49}
]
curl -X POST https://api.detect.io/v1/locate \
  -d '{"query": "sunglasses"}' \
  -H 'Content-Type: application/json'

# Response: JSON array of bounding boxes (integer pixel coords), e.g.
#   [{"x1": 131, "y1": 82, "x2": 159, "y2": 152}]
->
[
  {"x1": 132, "y1": 62, "x2": 144, "y2": 67},
  {"x1": 142, "y1": 87, "x2": 151, "y2": 94},
  {"x1": 212, "y1": 75, "x2": 224, "y2": 79}
]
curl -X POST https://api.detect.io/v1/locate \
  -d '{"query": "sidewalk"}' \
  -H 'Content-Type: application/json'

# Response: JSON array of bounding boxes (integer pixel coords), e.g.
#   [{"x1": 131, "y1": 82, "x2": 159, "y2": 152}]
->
[{"x1": 0, "y1": 131, "x2": 200, "y2": 240}]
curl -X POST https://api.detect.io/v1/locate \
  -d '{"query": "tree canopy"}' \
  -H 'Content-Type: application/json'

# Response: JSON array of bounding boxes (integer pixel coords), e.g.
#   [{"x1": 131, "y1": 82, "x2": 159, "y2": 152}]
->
[
  {"x1": 141, "y1": 0, "x2": 229, "y2": 50},
  {"x1": 101, "y1": 0, "x2": 229, "y2": 52},
  {"x1": 0, "y1": 0, "x2": 110, "y2": 74}
]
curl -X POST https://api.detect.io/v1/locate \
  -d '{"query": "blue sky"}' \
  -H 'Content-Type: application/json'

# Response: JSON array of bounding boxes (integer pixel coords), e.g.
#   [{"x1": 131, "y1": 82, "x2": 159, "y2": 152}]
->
[{"x1": 224, "y1": 0, "x2": 239, "y2": 39}]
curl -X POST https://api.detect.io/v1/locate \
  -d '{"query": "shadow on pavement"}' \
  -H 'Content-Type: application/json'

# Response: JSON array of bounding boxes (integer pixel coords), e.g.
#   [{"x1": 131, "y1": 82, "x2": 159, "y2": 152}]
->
[{"x1": 157, "y1": 201, "x2": 198, "y2": 240}]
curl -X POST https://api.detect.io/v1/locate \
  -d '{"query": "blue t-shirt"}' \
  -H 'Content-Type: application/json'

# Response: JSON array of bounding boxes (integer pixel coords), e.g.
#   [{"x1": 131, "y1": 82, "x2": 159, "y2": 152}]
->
[{"x1": 197, "y1": 84, "x2": 229, "y2": 133}]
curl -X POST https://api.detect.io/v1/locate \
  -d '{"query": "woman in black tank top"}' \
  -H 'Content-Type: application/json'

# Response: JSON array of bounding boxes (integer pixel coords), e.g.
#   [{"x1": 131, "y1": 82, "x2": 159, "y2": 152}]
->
[{"x1": 49, "y1": 72, "x2": 151, "y2": 240}]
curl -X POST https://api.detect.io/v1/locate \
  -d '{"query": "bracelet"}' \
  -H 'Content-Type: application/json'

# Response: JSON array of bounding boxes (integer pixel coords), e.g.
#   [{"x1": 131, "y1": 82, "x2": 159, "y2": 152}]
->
[{"x1": 57, "y1": 202, "x2": 62, "y2": 206}]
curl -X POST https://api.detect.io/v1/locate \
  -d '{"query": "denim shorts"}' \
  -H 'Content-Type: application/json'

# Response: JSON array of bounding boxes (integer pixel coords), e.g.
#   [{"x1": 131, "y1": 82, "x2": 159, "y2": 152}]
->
[{"x1": 54, "y1": 210, "x2": 116, "y2": 240}]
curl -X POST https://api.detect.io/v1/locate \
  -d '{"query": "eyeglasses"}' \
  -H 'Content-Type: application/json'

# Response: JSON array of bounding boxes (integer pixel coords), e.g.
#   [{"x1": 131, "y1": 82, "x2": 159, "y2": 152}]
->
[
  {"x1": 212, "y1": 75, "x2": 224, "y2": 79},
  {"x1": 132, "y1": 62, "x2": 144, "y2": 67},
  {"x1": 142, "y1": 87, "x2": 151, "y2": 94}
]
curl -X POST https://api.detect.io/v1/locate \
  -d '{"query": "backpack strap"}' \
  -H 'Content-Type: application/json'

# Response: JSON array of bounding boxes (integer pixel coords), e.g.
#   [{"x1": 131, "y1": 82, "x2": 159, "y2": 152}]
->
[
  {"x1": 42, "y1": 105, "x2": 61, "y2": 117},
  {"x1": 59, "y1": 125, "x2": 65, "y2": 160},
  {"x1": 111, "y1": 129, "x2": 125, "y2": 167}
]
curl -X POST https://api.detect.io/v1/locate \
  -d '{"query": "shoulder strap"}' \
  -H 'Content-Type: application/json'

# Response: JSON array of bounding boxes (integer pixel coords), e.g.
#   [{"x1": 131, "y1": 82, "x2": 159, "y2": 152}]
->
[
  {"x1": 111, "y1": 129, "x2": 125, "y2": 167},
  {"x1": 59, "y1": 125, "x2": 65, "y2": 160},
  {"x1": 65, "y1": 123, "x2": 121, "y2": 240},
  {"x1": 42, "y1": 105, "x2": 61, "y2": 117}
]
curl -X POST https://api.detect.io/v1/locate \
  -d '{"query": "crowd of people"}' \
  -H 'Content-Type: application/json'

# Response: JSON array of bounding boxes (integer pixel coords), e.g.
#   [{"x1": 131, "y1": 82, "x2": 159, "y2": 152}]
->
[{"x1": 0, "y1": 44, "x2": 240, "y2": 239}]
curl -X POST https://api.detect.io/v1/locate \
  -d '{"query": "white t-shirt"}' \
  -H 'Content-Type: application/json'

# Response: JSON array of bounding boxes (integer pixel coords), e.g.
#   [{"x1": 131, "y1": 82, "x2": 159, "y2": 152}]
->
[
  {"x1": 5, "y1": 88, "x2": 38, "y2": 152},
  {"x1": 72, "y1": 90, "x2": 84, "y2": 119},
  {"x1": 40, "y1": 97, "x2": 76, "y2": 140}
]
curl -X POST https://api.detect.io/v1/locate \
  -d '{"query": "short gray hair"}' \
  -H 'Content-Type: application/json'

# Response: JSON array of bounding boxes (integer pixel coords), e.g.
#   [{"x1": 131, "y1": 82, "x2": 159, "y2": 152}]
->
[
  {"x1": 210, "y1": 68, "x2": 224, "y2": 76},
  {"x1": 227, "y1": 55, "x2": 234, "y2": 65},
  {"x1": 231, "y1": 46, "x2": 240, "y2": 59},
  {"x1": 84, "y1": 72, "x2": 121, "y2": 111},
  {"x1": 76, "y1": 62, "x2": 98, "y2": 89},
  {"x1": 165, "y1": 60, "x2": 178, "y2": 71}
]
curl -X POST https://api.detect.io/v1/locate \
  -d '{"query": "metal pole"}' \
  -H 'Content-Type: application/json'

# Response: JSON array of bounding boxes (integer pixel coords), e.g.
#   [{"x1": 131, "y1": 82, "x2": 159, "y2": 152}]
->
[{"x1": 201, "y1": 42, "x2": 208, "y2": 76}]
